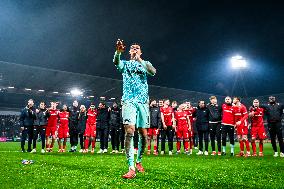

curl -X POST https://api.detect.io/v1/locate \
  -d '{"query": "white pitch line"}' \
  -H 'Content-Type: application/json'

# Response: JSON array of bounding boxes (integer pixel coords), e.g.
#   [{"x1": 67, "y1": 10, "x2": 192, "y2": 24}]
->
[{"x1": 0, "y1": 151, "x2": 22, "y2": 153}]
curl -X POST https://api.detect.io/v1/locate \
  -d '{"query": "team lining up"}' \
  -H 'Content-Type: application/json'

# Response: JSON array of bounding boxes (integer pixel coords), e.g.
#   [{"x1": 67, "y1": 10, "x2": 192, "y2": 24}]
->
[{"x1": 19, "y1": 95, "x2": 284, "y2": 157}]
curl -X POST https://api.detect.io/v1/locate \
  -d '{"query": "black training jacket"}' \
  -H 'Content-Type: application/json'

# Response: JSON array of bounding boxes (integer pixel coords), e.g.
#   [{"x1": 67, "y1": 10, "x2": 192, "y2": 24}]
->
[
  {"x1": 262, "y1": 103, "x2": 284, "y2": 123},
  {"x1": 193, "y1": 106, "x2": 210, "y2": 131},
  {"x1": 207, "y1": 103, "x2": 222, "y2": 123},
  {"x1": 19, "y1": 106, "x2": 36, "y2": 127},
  {"x1": 33, "y1": 108, "x2": 48, "y2": 126},
  {"x1": 150, "y1": 106, "x2": 161, "y2": 128}
]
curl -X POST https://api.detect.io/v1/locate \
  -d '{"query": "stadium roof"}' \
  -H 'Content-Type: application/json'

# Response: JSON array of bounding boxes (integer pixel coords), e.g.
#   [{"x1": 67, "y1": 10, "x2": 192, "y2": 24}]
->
[
  {"x1": 0, "y1": 61, "x2": 223, "y2": 103},
  {"x1": 1, "y1": 61, "x2": 284, "y2": 109}
]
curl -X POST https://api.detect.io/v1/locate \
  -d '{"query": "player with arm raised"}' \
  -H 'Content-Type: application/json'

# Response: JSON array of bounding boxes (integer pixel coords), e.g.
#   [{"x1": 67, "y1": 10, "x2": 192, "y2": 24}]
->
[{"x1": 114, "y1": 39, "x2": 156, "y2": 179}]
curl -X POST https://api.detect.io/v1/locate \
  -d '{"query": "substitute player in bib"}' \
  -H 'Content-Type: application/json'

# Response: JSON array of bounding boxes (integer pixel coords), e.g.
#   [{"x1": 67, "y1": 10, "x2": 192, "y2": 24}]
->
[
  {"x1": 233, "y1": 97, "x2": 251, "y2": 157},
  {"x1": 174, "y1": 104, "x2": 191, "y2": 154},
  {"x1": 57, "y1": 104, "x2": 70, "y2": 153},
  {"x1": 249, "y1": 99, "x2": 267, "y2": 156},
  {"x1": 114, "y1": 39, "x2": 156, "y2": 179}
]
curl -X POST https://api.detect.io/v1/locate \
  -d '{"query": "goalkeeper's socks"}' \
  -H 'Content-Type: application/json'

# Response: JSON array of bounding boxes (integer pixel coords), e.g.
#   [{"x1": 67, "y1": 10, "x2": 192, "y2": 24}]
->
[{"x1": 129, "y1": 166, "x2": 135, "y2": 171}]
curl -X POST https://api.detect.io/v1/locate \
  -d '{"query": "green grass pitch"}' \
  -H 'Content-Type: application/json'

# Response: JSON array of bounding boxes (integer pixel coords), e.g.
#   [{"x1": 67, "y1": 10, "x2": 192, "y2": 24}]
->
[{"x1": 0, "y1": 142, "x2": 283, "y2": 189}]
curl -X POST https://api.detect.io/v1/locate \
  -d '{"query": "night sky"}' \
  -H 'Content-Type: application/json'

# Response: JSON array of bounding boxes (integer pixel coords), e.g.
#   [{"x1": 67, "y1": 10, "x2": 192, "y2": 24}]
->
[{"x1": 0, "y1": 0, "x2": 284, "y2": 97}]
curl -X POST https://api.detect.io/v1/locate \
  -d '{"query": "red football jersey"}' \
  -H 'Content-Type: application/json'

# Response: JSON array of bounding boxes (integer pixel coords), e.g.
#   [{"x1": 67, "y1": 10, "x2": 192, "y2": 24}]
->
[
  {"x1": 87, "y1": 108, "x2": 97, "y2": 125},
  {"x1": 47, "y1": 109, "x2": 59, "y2": 128},
  {"x1": 249, "y1": 107, "x2": 264, "y2": 126},
  {"x1": 185, "y1": 107, "x2": 195, "y2": 124},
  {"x1": 175, "y1": 111, "x2": 189, "y2": 128},
  {"x1": 221, "y1": 104, "x2": 234, "y2": 126},
  {"x1": 160, "y1": 106, "x2": 173, "y2": 126},
  {"x1": 233, "y1": 104, "x2": 248, "y2": 126},
  {"x1": 58, "y1": 111, "x2": 69, "y2": 128}
]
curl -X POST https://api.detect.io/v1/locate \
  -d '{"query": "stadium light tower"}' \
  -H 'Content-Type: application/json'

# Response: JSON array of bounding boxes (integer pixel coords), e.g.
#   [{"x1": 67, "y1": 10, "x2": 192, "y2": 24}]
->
[
  {"x1": 230, "y1": 55, "x2": 247, "y2": 69},
  {"x1": 230, "y1": 55, "x2": 248, "y2": 97},
  {"x1": 70, "y1": 89, "x2": 83, "y2": 97}
]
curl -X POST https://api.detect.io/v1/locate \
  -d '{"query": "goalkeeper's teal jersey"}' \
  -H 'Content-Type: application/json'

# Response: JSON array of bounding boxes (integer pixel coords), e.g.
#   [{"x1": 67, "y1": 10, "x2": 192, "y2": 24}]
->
[{"x1": 116, "y1": 60, "x2": 153, "y2": 104}]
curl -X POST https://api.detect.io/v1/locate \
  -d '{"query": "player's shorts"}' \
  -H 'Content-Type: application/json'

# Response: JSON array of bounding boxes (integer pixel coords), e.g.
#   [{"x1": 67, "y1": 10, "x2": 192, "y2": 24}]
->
[
  {"x1": 58, "y1": 127, "x2": 69, "y2": 139},
  {"x1": 46, "y1": 127, "x2": 57, "y2": 137},
  {"x1": 84, "y1": 123, "x2": 96, "y2": 137},
  {"x1": 122, "y1": 101, "x2": 150, "y2": 129},
  {"x1": 251, "y1": 126, "x2": 266, "y2": 140},
  {"x1": 236, "y1": 125, "x2": 248, "y2": 135},
  {"x1": 176, "y1": 127, "x2": 189, "y2": 140},
  {"x1": 147, "y1": 128, "x2": 159, "y2": 136}
]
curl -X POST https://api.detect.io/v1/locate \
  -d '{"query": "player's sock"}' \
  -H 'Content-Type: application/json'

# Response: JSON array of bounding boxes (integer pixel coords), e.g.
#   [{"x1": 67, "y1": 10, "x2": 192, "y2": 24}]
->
[
  {"x1": 84, "y1": 139, "x2": 89, "y2": 150},
  {"x1": 184, "y1": 141, "x2": 189, "y2": 151},
  {"x1": 91, "y1": 140, "x2": 96, "y2": 148},
  {"x1": 245, "y1": 140, "x2": 250, "y2": 152},
  {"x1": 190, "y1": 140, "x2": 193, "y2": 150},
  {"x1": 230, "y1": 144, "x2": 234, "y2": 154},
  {"x1": 154, "y1": 145, "x2": 157, "y2": 151},
  {"x1": 58, "y1": 140, "x2": 62, "y2": 150},
  {"x1": 259, "y1": 141, "x2": 263, "y2": 153},
  {"x1": 176, "y1": 141, "x2": 181, "y2": 151},
  {"x1": 125, "y1": 132, "x2": 135, "y2": 168},
  {"x1": 147, "y1": 137, "x2": 151, "y2": 151},
  {"x1": 137, "y1": 134, "x2": 146, "y2": 163},
  {"x1": 63, "y1": 139, "x2": 67, "y2": 150},
  {"x1": 129, "y1": 166, "x2": 135, "y2": 171},
  {"x1": 251, "y1": 141, "x2": 256, "y2": 153},
  {"x1": 46, "y1": 144, "x2": 50, "y2": 149},
  {"x1": 239, "y1": 140, "x2": 244, "y2": 152},
  {"x1": 222, "y1": 146, "x2": 226, "y2": 153}
]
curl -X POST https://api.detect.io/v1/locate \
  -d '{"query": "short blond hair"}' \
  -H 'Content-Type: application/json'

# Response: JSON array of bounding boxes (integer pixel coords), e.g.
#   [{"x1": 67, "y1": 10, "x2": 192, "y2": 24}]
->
[{"x1": 210, "y1": 96, "x2": 217, "y2": 100}]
